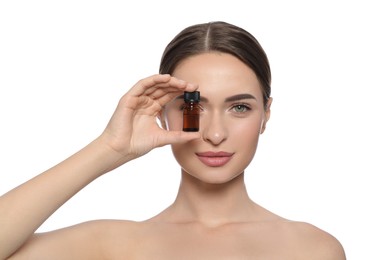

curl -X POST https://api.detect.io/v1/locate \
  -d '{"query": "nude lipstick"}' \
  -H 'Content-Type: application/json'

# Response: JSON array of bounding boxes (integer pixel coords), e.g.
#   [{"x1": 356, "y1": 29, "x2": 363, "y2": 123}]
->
[{"x1": 195, "y1": 151, "x2": 234, "y2": 167}]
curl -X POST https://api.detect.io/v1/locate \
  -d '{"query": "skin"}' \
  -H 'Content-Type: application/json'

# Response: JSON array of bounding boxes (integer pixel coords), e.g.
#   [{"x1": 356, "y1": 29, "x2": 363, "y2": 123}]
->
[{"x1": 0, "y1": 53, "x2": 345, "y2": 259}]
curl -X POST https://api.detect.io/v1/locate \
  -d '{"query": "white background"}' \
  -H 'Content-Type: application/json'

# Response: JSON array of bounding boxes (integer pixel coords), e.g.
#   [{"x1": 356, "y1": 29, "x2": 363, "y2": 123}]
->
[{"x1": 0, "y1": 0, "x2": 364, "y2": 258}]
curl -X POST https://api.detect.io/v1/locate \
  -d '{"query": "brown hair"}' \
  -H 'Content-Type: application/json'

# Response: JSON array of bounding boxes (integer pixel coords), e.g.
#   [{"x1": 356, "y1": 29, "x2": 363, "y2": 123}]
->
[{"x1": 159, "y1": 21, "x2": 271, "y2": 107}]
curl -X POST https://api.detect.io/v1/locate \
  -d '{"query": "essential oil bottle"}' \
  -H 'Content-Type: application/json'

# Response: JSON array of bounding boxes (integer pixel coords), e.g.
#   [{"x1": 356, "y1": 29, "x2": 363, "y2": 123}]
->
[{"x1": 183, "y1": 91, "x2": 200, "y2": 132}]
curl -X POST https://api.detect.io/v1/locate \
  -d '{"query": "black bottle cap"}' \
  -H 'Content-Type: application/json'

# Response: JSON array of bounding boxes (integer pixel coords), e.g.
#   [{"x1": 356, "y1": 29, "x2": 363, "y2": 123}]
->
[{"x1": 184, "y1": 91, "x2": 200, "y2": 102}]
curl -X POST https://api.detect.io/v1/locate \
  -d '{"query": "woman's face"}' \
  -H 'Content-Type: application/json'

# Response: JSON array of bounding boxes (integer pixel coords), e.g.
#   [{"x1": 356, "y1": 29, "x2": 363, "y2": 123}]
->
[{"x1": 162, "y1": 52, "x2": 271, "y2": 184}]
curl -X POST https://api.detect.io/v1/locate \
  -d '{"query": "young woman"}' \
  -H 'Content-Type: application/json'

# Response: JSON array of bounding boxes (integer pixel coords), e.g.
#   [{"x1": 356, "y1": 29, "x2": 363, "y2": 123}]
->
[{"x1": 0, "y1": 21, "x2": 345, "y2": 259}]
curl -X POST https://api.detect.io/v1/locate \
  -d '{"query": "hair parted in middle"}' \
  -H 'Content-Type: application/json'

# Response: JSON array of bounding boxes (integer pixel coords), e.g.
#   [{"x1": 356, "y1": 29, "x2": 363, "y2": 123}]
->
[{"x1": 159, "y1": 21, "x2": 271, "y2": 107}]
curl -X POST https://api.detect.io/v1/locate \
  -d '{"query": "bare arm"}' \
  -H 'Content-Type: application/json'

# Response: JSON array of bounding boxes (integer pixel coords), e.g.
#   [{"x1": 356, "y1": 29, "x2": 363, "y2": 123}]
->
[
  {"x1": 0, "y1": 138, "x2": 122, "y2": 259},
  {"x1": 0, "y1": 74, "x2": 199, "y2": 259}
]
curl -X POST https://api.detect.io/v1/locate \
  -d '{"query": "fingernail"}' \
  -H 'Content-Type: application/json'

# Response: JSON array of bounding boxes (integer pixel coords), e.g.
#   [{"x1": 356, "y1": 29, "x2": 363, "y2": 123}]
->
[{"x1": 187, "y1": 83, "x2": 197, "y2": 88}]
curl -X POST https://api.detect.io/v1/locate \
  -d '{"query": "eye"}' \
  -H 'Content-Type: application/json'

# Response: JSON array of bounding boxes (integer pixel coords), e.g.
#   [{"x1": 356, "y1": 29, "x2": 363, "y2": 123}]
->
[
  {"x1": 231, "y1": 104, "x2": 250, "y2": 113},
  {"x1": 179, "y1": 103, "x2": 186, "y2": 111}
]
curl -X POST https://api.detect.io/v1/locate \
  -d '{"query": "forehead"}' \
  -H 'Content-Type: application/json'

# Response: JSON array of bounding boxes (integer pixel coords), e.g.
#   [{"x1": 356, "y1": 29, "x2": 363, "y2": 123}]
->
[{"x1": 171, "y1": 53, "x2": 263, "y2": 102}]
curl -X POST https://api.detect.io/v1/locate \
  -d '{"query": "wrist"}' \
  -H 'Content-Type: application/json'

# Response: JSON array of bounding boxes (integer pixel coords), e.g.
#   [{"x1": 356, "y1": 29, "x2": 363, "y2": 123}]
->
[{"x1": 91, "y1": 134, "x2": 133, "y2": 175}]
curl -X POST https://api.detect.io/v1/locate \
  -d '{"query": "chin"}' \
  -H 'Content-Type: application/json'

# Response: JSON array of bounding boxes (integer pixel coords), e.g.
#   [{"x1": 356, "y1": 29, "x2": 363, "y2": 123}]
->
[{"x1": 182, "y1": 167, "x2": 245, "y2": 185}]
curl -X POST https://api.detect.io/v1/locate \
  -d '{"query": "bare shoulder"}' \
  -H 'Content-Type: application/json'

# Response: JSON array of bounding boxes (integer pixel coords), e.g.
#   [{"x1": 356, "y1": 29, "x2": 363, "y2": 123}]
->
[
  {"x1": 8, "y1": 219, "x2": 140, "y2": 259},
  {"x1": 284, "y1": 221, "x2": 346, "y2": 260}
]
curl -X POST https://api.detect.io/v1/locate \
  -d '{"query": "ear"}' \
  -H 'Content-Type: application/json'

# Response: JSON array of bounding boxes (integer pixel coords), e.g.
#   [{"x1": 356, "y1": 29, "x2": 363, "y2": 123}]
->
[{"x1": 260, "y1": 97, "x2": 273, "y2": 134}]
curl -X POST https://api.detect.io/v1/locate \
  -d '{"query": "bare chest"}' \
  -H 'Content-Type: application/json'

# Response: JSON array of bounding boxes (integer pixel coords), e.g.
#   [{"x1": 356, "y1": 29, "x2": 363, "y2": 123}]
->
[{"x1": 112, "y1": 223, "x2": 298, "y2": 259}]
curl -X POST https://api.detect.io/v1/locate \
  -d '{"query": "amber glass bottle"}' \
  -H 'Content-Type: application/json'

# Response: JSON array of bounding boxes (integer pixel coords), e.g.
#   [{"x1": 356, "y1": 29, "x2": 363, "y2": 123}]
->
[{"x1": 183, "y1": 91, "x2": 200, "y2": 132}]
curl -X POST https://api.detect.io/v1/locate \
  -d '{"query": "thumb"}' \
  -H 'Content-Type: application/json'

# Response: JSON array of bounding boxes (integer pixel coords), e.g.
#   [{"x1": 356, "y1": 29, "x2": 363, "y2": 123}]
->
[{"x1": 156, "y1": 131, "x2": 201, "y2": 147}]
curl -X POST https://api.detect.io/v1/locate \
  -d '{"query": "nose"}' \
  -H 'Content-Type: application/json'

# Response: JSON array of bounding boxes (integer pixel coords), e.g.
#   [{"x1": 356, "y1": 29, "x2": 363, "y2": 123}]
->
[{"x1": 201, "y1": 111, "x2": 228, "y2": 146}]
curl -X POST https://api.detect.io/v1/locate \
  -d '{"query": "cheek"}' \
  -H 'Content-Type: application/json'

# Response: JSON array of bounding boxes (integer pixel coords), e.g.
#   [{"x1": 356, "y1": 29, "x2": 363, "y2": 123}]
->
[
  {"x1": 163, "y1": 108, "x2": 183, "y2": 131},
  {"x1": 235, "y1": 118, "x2": 262, "y2": 137},
  {"x1": 229, "y1": 117, "x2": 263, "y2": 150},
  {"x1": 170, "y1": 141, "x2": 194, "y2": 176},
  {"x1": 227, "y1": 118, "x2": 263, "y2": 171}
]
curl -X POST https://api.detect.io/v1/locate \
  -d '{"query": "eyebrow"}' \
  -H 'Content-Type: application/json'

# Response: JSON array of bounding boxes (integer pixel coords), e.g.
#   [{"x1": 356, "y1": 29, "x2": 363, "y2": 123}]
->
[
  {"x1": 174, "y1": 93, "x2": 256, "y2": 103},
  {"x1": 224, "y1": 93, "x2": 257, "y2": 102}
]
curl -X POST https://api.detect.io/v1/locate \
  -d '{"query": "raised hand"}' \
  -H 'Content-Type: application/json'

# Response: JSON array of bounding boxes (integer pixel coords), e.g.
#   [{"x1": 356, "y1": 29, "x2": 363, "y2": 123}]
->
[{"x1": 100, "y1": 74, "x2": 200, "y2": 162}]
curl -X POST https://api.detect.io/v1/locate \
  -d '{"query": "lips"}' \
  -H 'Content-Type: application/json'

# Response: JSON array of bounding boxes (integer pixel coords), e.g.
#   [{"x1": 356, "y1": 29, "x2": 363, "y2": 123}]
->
[{"x1": 195, "y1": 151, "x2": 234, "y2": 167}]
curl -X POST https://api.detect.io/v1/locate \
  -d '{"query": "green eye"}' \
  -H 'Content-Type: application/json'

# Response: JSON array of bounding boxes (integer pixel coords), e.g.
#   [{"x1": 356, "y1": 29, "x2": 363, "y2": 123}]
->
[
  {"x1": 233, "y1": 104, "x2": 248, "y2": 113},
  {"x1": 179, "y1": 104, "x2": 186, "y2": 110}
]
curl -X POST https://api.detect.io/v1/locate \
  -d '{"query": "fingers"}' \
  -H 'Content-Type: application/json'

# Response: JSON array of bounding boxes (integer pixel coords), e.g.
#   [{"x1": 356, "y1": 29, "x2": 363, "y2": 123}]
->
[
  {"x1": 128, "y1": 74, "x2": 170, "y2": 96},
  {"x1": 128, "y1": 74, "x2": 198, "y2": 98}
]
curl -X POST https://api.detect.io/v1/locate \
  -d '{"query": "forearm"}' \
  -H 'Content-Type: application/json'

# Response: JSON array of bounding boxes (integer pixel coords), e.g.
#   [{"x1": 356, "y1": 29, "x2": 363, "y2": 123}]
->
[{"x1": 0, "y1": 136, "x2": 126, "y2": 259}]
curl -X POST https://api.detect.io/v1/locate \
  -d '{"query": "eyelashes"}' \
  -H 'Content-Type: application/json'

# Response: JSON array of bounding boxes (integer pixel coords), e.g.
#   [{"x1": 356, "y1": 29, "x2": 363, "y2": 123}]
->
[
  {"x1": 230, "y1": 103, "x2": 251, "y2": 113},
  {"x1": 179, "y1": 103, "x2": 251, "y2": 114}
]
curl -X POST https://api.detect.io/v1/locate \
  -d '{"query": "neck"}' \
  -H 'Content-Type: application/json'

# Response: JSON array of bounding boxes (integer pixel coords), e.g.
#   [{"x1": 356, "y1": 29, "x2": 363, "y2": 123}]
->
[{"x1": 169, "y1": 171, "x2": 256, "y2": 227}]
